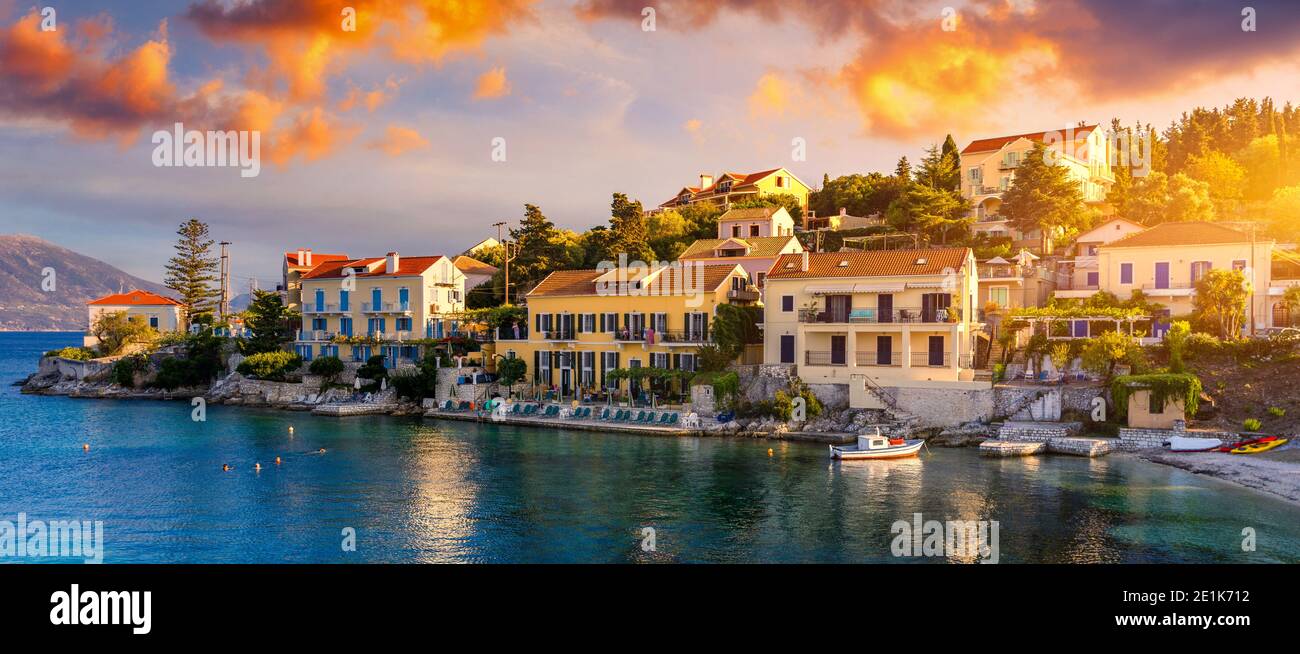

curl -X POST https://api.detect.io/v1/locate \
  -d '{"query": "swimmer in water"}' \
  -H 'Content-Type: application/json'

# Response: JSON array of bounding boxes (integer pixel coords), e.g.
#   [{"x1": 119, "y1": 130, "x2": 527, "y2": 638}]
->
[
  {"x1": 275, "y1": 456, "x2": 282, "y2": 465},
  {"x1": 222, "y1": 464, "x2": 231, "y2": 472},
  {"x1": 254, "y1": 463, "x2": 262, "y2": 471},
  {"x1": 318, "y1": 448, "x2": 326, "y2": 454}
]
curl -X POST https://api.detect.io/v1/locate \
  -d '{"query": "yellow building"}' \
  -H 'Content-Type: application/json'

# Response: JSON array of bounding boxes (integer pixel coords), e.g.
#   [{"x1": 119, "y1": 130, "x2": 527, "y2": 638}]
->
[
  {"x1": 658, "y1": 168, "x2": 811, "y2": 216},
  {"x1": 294, "y1": 252, "x2": 467, "y2": 365},
  {"x1": 960, "y1": 125, "x2": 1115, "y2": 251},
  {"x1": 281, "y1": 248, "x2": 350, "y2": 311},
  {"x1": 1084, "y1": 222, "x2": 1296, "y2": 334},
  {"x1": 84, "y1": 290, "x2": 183, "y2": 348},
  {"x1": 763, "y1": 248, "x2": 985, "y2": 406},
  {"x1": 976, "y1": 250, "x2": 1058, "y2": 314},
  {"x1": 504, "y1": 263, "x2": 754, "y2": 398}
]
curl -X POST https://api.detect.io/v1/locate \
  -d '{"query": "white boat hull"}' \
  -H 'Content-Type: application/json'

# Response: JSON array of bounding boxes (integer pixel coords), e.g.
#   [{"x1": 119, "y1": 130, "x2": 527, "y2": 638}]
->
[
  {"x1": 830, "y1": 439, "x2": 924, "y2": 460},
  {"x1": 1165, "y1": 436, "x2": 1222, "y2": 452}
]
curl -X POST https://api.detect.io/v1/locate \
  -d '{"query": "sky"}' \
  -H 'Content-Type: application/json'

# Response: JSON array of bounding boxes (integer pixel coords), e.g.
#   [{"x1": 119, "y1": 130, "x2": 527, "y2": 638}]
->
[{"x1": 1, "y1": 0, "x2": 1299, "y2": 289}]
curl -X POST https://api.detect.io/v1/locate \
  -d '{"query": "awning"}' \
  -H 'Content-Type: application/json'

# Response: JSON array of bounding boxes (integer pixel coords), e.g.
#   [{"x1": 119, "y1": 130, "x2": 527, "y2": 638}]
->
[
  {"x1": 852, "y1": 283, "x2": 905, "y2": 293},
  {"x1": 804, "y1": 284, "x2": 856, "y2": 294},
  {"x1": 906, "y1": 282, "x2": 948, "y2": 289}
]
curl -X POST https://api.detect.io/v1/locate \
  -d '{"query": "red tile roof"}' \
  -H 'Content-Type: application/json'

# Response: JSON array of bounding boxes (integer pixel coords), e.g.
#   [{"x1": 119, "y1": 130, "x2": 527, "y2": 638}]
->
[
  {"x1": 961, "y1": 125, "x2": 1097, "y2": 154},
  {"x1": 87, "y1": 290, "x2": 182, "y2": 306},
  {"x1": 301, "y1": 255, "x2": 445, "y2": 279},
  {"x1": 679, "y1": 235, "x2": 800, "y2": 259},
  {"x1": 767, "y1": 248, "x2": 971, "y2": 279},
  {"x1": 659, "y1": 167, "x2": 804, "y2": 206},
  {"x1": 1101, "y1": 222, "x2": 1261, "y2": 249},
  {"x1": 284, "y1": 251, "x2": 349, "y2": 268},
  {"x1": 453, "y1": 255, "x2": 499, "y2": 276}
]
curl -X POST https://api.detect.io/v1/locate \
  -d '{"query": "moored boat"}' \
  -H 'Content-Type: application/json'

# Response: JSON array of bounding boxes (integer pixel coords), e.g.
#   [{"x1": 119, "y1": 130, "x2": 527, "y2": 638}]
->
[
  {"x1": 829, "y1": 429, "x2": 924, "y2": 460},
  {"x1": 1230, "y1": 437, "x2": 1289, "y2": 455},
  {"x1": 1165, "y1": 436, "x2": 1222, "y2": 452}
]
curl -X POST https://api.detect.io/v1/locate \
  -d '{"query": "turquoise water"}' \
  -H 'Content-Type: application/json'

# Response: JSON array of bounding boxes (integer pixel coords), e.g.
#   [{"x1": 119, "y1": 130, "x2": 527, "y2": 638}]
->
[{"x1": 2, "y1": 331, "x2": 1299, "y2": 563}]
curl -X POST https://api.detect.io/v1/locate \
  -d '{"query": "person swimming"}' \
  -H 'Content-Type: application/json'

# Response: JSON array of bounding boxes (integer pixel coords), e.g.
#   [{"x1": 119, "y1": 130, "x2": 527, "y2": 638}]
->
[
  {"x1": 318, "y1": 448, "x2": 326, "y2": 454},
  {"x1": 222, "y1": 464, "x2": 232, "y2": 472},
  {"x1": 254, "y1": 463, "x2": 262, "y2": 471}
]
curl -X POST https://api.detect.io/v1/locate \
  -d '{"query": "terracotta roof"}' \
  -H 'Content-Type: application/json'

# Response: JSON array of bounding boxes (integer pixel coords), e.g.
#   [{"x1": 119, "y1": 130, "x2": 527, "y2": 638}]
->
[
  {"x1": 961, "y1": 125, "x2": 1097, "y2": 154},
  {"x1": 453, "y1": 255, "x2": 499, "y2": 276},
  {"x1": 679, "y1": 235, "x2": 801, "y2": 259},
  {"x1": 1101, "y1": 222, "x2": 1264, "y2": 249},
  {"x1": 284, "y1": 251, "x2": 349, "y2": 268},
  {"x1": 527, "y1": 264, "x2": 743, "y2": 297},
  {"x1": 301, "y1": 255, "x2": 445, "y2": 279},
  {"x1": 87, "y1": 290, "x2": 182, "y2": 306},
  {"x1": 660, "y1": 167, "x2": 806, "y2": 206},
  {"x1": 766, "y1": 248, "x2": 970, "y2": 279},
  {"x1": 719, "y1": 206, "x2": 782, "y2": 221}
]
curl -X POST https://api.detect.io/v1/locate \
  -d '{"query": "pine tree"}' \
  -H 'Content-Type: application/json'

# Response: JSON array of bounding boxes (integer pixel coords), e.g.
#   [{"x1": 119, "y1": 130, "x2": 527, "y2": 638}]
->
[
  {"x1": 605, "y1": 192, "x2": 655, "y2": 262},
  {"x1": 164, "y1": 218, "x2": 220, "y2": 324},
  {"x1": 242, "y1": 290, "x2": 289, "y2": 355},
  {"x1": 509, "y1": 204, "x2": 566, "y2": 294},
  {"x1": 999, "y1": 143, "x2": 1088, "y2": 248},
  {"x1": 894, "y1": 156, "x2": 912, "y2": 181}
]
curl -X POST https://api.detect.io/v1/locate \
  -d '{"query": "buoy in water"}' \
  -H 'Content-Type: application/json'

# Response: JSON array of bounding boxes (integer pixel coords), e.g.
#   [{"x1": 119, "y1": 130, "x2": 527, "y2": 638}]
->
[
  {"x1": 288, "y1": 426, "x2": 295, "y2": 435},
  {"x1": 82, "y1": 443, "x2": 90, "y2": 452},
  {"x1": 768, "y1": 448, "x2": 774, "y2": 457},
  {"x1": 275, "y1": 456, "x2": 282, "y2": 465}
]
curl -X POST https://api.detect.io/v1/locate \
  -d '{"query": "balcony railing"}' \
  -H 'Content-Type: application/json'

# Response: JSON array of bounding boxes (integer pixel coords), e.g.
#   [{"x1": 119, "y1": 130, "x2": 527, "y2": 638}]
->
[
  {"x1": 1141, "y1": 282, "x2": 1196, "y2": 291},
  {"x1": 363, "y1": 302, "x2": 412, "y2": 313},
  {"x1": 805, "y1": 351, "x2": 846, "y2": 366},
  {"x1": 296, "y1": 330, "x2": 335, "y2": 341},
  {"x1": 303, "y1": 303, "x2": 340, "y2": 313},
  {"x1": 727, "y1": 288, "x2": 760, "y2": 302},
  {"x1": 976, "y1": 213, "x2": 1007, "y2": 223},
  {"x1": 494, "y1": 326, "x2": 530, "y2": 340},
  {"x1": 612, "y1": 329, "x2": 712, "y2": 343},
  {"x1": 543, "y1": 330, "x2": 577, "y2": 341},
  {"x1": 911, "y1": 352, "x2": 952, "y2": 367},
  {"x1": 799, "y1": 307, "x2": 960, "y2": 324},
  {"x1": 856, "y1": 351, "x2": 902, "y2": 367}
]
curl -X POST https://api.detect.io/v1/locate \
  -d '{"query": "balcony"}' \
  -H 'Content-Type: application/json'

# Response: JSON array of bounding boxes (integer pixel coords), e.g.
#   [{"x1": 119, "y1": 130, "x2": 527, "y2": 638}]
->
[
  {"x1": 971, "y1": 185, "x2": 1002, "y2": 196},
  {"x1": 727, "y1": 288, "x2": 760, "y2": 302},
  {"x1": 613, "y1": 329, "x2": 712, "y2": 344},
  {"x1": 296, "y1": 330, "x2": 335, "y2": 341},
  {"x1": 798, "y1": 307, "x2": 960, "y2": 325},
  {"x1": 493, "y1": 325, "x2": 530, "y2": 341},
  {"x1": 302, "y1": 303, "x2": 342, "y2": 314},
  {"x1": 911, "y1": 352, "x2": 952, "y2": 367},
  {"x1": 363, "y1": 302, "x2": 412, "y2": 314},
  {"x1": 805, "y1": 351, "x2": 845, "y2": 366},
  {"x1": 543, "y1": 329, "x2": 577, "y2": 341},
  {"x1": 856, "y1": 351, "x2": 901, "y2": 367}
]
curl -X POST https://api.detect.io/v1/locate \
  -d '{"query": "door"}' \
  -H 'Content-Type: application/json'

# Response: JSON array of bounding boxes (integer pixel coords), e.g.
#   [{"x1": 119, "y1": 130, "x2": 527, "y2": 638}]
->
[
  {"x1": 398, "y1": 287, "x2": 409, "y2": 311},
  {"x1": 876, "y1": 335, "x2": 892, "y2": 365},
  {"x1": 826, "y1": 295, "x2": 851, "y2": 322},
  {"x1": 921, "y1": 293, "x2": 951, "y2": 322},
  {"x1": 780, "y1": 335, "x2": 795, "y2": 364},
  {"x1": 831, "y1": 335, "x2": 846, "y2": 365},
  {"x1": 878, "y1": 294, "x2": 893, "y2": 323},
  {"x1": 928, "y1": 335, "x2": 945, "y2": 367},
  {"x1": 1072, "y1": 320, "x2": 1088, "y2": 337},
  {"x1": 1155, "y1": 262, "x2": 1170, "y2": 289}
]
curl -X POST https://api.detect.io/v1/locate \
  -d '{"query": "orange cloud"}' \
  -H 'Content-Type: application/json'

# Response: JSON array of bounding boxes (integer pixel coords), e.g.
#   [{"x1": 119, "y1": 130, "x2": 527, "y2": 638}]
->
[
  {"x1": 339, "y1": 76, "x2": 402, "y2": 112},
  {"x1": 472, "y1": 66, "x2": 511, "y2": 100},
  {"x1": 267, "y1": 107, "x2": 358, "y2": 165},
  {"x1": 369, "y1": 124, "x2": 430, "y2": 156}
]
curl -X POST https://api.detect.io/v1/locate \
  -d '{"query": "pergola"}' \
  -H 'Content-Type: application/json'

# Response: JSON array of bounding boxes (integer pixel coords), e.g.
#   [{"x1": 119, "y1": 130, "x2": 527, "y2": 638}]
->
[{"x1": 1018, "y1": 314, "x2": 1151, "y2": 340}]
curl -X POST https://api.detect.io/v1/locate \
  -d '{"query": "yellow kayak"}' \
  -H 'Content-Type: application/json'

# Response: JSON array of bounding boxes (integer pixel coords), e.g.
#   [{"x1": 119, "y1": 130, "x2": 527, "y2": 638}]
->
[{"x1": 1230, "y1": 438, "x2": 1289, "y2": 454}]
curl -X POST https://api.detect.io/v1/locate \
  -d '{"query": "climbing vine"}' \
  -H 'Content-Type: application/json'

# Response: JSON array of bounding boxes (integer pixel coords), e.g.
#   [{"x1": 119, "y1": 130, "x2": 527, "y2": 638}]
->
[{"x1": 1110, "y1": 373, "x2": 1202, "y2": 419}]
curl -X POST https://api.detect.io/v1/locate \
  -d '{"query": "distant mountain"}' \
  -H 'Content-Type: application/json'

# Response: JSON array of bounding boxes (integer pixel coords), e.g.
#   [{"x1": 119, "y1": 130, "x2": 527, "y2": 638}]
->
[
  {"x1": 0, "y1": 234, "x2": 176, "y2": 331},
  {"x1": 229, "y1": 292, "x2": 251, "y2": 312}
]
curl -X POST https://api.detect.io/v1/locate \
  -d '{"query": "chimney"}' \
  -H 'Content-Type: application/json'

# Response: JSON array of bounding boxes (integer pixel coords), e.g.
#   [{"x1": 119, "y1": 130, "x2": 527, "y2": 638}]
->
[
  {"x1": 386, "y1": 251, "x2": 400, "y2": 274},
  {"x1": 840, "y1": 207, "x2": 848, "y2": 217},
  {"x1": 800, "y1": 251, "x2": 810, "y2": 272},
  {"x1": 700, "y1": 173, "x2": 714, "y2": 189},
  {"x1": 296, "y1": 248, "x2": 305, "y2": 265},
  {"x1": 304, "y1": 249, "x2": 312, "y2": 266}
]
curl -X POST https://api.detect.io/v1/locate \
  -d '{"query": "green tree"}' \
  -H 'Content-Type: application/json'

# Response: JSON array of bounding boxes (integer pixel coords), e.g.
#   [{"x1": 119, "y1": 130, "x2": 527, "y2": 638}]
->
[
  {"x1": 731, "y1": 193, "x2": 805, "y2": 223},
  {"x1": 711, "y1": 304, "x2": 762, "y2": 358},
  {"x1": 496, "y1": 356, "x2": 527, "y2": 394},
  {"x1": 1264, "y1": 185, "x2": 1300, "y2": 239},
  {"x1": 309, "y1": 356, "x2": 345, "y2": 383},
  {"x1": 163, "y1": 218, "x2": 221, "y2": 324},
  {"x1": 510, "y1": 204, "x2": 568, "y2": 295},
  {"x1": 90, "y1": 311, "x2": 158, "y2": 355},
  {"x1": 999, "y1": 143, "x2": 1088, "y2": 247},
  {"x1": 1184, "y1": 150, "x2": 1245, "y2": 218},
  {"x1": 241, "y1": 290, "x2": 290, "y2": 355},
  {"x1": 885, "y1": 182, "x2": 972, "y2": 244},
  {"x1": 1193, "y1": 269, "x2": 1250, "y2": 339},
  {"x1": 604, "y1": 193, "x2": 656, "y2": 262},
  {"x1": 1165, "y1": 320, "x2": 1191, "y2": 373},
  {"x1": 894, "y1": 156, "x2": 912, "y2": 180},
  {"x1": 808, "y1": 172, "x2": 902, "y2": 218}
]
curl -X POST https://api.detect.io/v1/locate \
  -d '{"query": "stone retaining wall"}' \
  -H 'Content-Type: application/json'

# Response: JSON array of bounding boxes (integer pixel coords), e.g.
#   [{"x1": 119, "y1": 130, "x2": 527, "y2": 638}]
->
[
  {"x1": 997, "y1": 421, "x2": 1081, "y2": 442},
  {"x1": 1116, "y1": 427, "x2": 1237, "y2": 451}
]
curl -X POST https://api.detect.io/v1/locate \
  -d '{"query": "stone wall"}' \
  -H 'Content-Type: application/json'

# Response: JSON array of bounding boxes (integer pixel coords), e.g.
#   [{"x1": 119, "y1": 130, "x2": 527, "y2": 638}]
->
[
  {"x1": 1116, "y1": 427, "x2": 1171, "y2": 451},
  {"x1": 883, "y1": 386, "x2": 996, "y2": 428},
  {"x1": 805, "y1": 383, "x2": 850, "y2": 410},
  {"x1": 997, "y1": 421, "x2": 1081, "y2": 442}
]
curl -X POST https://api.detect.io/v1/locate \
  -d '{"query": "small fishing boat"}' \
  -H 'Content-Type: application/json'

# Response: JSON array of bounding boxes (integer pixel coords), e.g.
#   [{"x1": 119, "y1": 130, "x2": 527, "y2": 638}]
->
[
  {"x1": 1214, "y1": 436, "x2": 1279, "y2": 453},
  {"x1": 829, "y1": 429, "x2": 924, "y2": 460},
  {"x1": 1230, "y1": 437, "x2": 1289, "y2": 455},
  {"x1": 1165, "y1": 436, "x2": 1222, "y2": 452}
]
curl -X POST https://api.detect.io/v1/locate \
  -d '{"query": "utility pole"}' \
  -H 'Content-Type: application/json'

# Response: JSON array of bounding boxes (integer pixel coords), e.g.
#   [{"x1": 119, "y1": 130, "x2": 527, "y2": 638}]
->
[
  {"x1": 219, "y1": 241, "x2": 231, "y2": 319},
  {"x1": 493, "y1": 221, "x2": 518, "y2": 305}
]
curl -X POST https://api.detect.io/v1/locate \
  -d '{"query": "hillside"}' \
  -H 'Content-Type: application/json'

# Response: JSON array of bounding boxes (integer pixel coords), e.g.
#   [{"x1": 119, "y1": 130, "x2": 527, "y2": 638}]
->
[{"x1": 0, "y1": 234, "x2": 175, "y2": 331}]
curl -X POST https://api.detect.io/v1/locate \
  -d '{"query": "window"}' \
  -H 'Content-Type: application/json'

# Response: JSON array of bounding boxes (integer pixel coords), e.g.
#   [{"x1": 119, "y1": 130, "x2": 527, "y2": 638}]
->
[
  {"x1": 396, "y1": 317, "x2": 413, "y2": 332},
  {"x1": 756, "y1": 272, "x2": 766, "y2": 288},
  {"x1": 1086, "y1": 272, "x2": 1099, "y2": 287},
  {"x1": 1119, "y1": 262, "x2": 1133, "y2": 284},
  {"x1": 651, "y1": 313, "x2": 668, "y2": 334},
  {"x1": 989, "y1": 287, "x2": 1009, "y2": 308},
  {"x1": 732, "y1": 225, "x2": 741, "y2": 237},
  {"x1": 312, "y1": 317, "x2": 327, "y2": 331},
  {"x1": 339, "y1": 289, "x2": 350, "y2": 311},
  {"x1": 581, "y1": 351, "x2": 595, "y2": 386},
  {"x1": 679, "y1": 353, "x2": 696, "y2": 372},
  {"x1": 775, "y1": 176, "x2": 785, "y2": 188},
  {"x1": 968, "y1": 168, "x2": 981, "y2": 183},
  {"x1": 781, "y1": 295, "x2": 794, "y2": 312},
  {"x1": 340, "y1": 318, "x2": 353, "y2": 337},
  {"x1": 1191, "y1": 261, "x2": 1213, "y2": 284},
  {"x1": 149, "y1": 316, "x2": 159, "y2": 329},
  {"x1": 601, "y1": 312, "x2": 618, "y2": 332},
  {"x1": 650, "y1": 352, "x2": 669, "y2": 369},
  {"x1": 750, "y1": 225, "x2": 760, "y2": 237},
  {"x1": 1233, "y1": 260, "x2": 1247, "y2": 272}
]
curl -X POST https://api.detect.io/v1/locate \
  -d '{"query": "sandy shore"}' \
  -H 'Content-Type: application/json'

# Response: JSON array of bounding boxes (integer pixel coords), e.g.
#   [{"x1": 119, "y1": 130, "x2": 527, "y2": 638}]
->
[{"x1": 1137, "y1": 446, "x2": 1300, "y2": 506}]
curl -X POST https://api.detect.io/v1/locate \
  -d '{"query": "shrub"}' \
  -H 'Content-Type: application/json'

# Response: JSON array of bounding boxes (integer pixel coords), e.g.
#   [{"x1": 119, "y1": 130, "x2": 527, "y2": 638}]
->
[
  {"x1": 773, "y1": 391, "x2": 793, "y2": 421},
  {"x1": 90, "y1": 311, "x2": 157, "y2": 355},
  {"x1": 1164, "y1": 320, "x2": 1191, "y2": 373},
  {"x1": 992, "y1": 363, "x2": 1007, "y2": 383},
  {"x1": 1243, "y1": 418, "x2": 1262, "y2": 432},
  {"x1": 1267, "y1": 406, "x2": 1286, "y2": 418},
  {"x1": 496, "y1": 356, "x2": 527, "y2": 392},
  {"x1": 112, "y1": 355, "x2": 147, "y2": 387},
  {"x1": 308, "y1": 356, "x2": 345, "y2": 382},
  {"x1": 47, "y1": 346, "x2": 94, "y2": 361},
  {"x1": 236, "y1": 351, "x2": 303, "y2": 381},
  {"x1": 356, "y1": 355, "x2": 388, "y2": 382},
  {"x1": 695, "y1": 344, "x2": 734, "y2": 372},
  {"x1": 388, "y1": 354, "x2": 439, "y2": 400}
]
